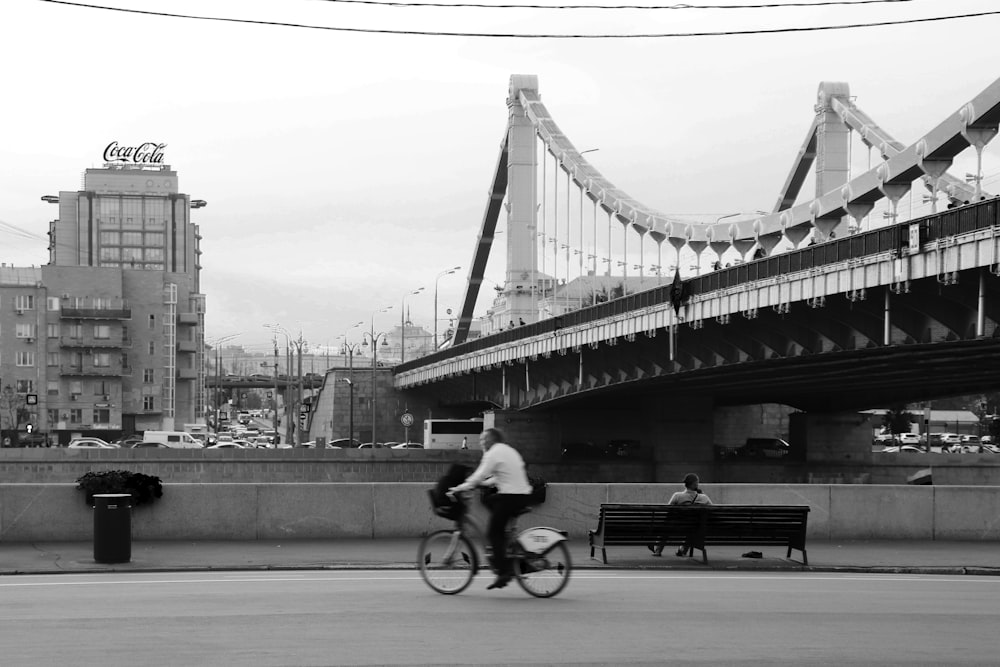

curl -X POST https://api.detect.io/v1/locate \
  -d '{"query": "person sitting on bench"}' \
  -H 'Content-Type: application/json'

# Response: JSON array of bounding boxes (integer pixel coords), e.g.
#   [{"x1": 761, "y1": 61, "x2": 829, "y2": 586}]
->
[{"x1": 650, "y1": 473, "x2": 712, "y2": 557}]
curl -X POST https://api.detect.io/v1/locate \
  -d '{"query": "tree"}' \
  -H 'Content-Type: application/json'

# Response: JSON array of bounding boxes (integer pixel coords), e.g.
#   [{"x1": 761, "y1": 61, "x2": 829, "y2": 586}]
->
[{"x1": 883, "y1": 404, "x2": 915, "y2": 443}]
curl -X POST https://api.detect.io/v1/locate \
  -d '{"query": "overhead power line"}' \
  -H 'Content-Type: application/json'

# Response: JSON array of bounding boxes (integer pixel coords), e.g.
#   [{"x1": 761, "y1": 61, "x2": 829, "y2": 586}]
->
[
  {"x1": 304, "y1": 0, "x2": 924, "y2": 10},
  {"x1": 35, "y1": 1, "x2": 1000, "y2": 39}
]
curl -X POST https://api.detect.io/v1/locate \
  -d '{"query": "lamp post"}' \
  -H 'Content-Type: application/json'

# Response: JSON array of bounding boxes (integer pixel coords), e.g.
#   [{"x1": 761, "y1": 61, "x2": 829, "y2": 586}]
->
[
  {"x1": 434, "y1": 266, "x2": 461, "y2": 349},
  {"x1": 362, "y1": 307, "x2": 392, "y2": 445},
  {"x1": 400, "y1": 287, "x2": 424, "y2": 363},
  {"x1": 207, "y1": 333, "x2": 239, "y2": 432},
  {"x1": 341, "y1": 339, "x2": 363, "y2": 444}
]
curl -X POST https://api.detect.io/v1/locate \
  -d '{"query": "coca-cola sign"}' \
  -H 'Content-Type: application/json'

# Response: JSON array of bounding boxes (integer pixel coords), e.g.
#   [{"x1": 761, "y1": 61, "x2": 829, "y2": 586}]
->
[{"x1": 103, "y1": 142, "x2": 166, "y2": 165}]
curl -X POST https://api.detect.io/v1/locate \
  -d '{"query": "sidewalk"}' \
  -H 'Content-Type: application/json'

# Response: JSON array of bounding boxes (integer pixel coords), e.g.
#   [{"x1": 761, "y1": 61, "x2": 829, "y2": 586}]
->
[{"x1": 2, "y1": 538, "x2": 998, "y2": 576}]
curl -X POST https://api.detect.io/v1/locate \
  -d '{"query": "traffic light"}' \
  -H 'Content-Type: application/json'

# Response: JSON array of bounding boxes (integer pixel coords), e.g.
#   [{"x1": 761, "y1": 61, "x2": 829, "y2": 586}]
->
[
  {"x1": 26, "y1": 394, "x2": 38, "y2": 406},
  {"x1": 25, "y1": 424, "x2": 33, "y2": 434}
]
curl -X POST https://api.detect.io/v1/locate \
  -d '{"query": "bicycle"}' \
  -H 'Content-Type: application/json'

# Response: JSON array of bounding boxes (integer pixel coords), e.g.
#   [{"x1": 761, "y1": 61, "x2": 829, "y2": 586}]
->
[{"x1": 417, "y1": 489, "x2": 572, "y2": 598}]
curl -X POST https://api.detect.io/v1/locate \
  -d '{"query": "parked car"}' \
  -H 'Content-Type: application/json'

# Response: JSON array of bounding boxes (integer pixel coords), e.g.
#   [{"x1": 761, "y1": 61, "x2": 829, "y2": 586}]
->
[
  {"x1": 130, "y1": 441, "x2": 169, "y2": 448},
  {"x1": 67, "y1": 438, "x2": 117, "y2": 449},
  {"x1": 873, "y1": 433, "x2": 895, "y2": 444},
  {"x1": 207, "y1": 442, "x2": 245, "y2": 449},
  {"x1": 391, "y1": 442, "x2": 424, "y2": 449},
  {"x1": 115, "y1": 435, "x2": 145, "y2": 447},
  {"x1": 329, "y1": 438, "x2": 360, "y2": 448},
  {"x1": 938, "y1": 433, "x2": 962, "y2": 445},
  {"x1": 880, "y1": 445, "x2": 924, "y2": 453},
  {"x1": 738, "y1": 437, "x2": 791, "y2": 459},
  {"x1": 359, "y1": 442, "x2": 385, "y2": 449},
  {"x1": 897, "y1": 433, "x2": 921, "y2": 445}
]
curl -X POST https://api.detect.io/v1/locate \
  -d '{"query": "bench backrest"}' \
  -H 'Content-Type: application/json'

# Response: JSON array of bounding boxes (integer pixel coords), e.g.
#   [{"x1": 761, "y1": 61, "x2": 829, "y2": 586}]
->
[{"x1": 597, "y1": 504, "x2": 809, "y2": 536}]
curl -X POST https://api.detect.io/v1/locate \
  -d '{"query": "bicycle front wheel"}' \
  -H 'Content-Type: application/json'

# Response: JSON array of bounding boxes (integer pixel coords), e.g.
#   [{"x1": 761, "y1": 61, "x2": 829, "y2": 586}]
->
[
  {"x1": 515, "y1": 541, "x2": 572, "y2": 598},
  {"x1": 417, "y1": 529, "x2": 477, "y2": 595}
]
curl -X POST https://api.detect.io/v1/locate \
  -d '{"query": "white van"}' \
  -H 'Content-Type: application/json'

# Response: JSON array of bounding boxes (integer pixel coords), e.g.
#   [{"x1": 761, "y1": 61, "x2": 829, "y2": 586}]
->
[{"x1": 143, "y1": 431, "x2": 204, "y2": 449}]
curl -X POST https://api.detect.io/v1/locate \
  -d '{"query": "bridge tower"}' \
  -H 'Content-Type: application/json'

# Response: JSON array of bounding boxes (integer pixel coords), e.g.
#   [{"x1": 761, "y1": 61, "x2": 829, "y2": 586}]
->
[{"x1": 501, "y1": 75, "x2": 541, "y2": 326}]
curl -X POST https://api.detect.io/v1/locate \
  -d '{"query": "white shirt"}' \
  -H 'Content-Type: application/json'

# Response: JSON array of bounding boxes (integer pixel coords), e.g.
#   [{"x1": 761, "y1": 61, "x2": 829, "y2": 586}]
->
[
  {"x1": 455, "y1": 442, "x2": 532, "y2": 495},
  {"x1": 668, "y1": 489, "x2": 712, "y2": 505}
]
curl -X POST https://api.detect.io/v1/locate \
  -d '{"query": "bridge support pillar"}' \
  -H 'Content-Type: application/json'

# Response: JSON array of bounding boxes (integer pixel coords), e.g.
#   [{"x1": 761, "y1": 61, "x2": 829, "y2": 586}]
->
[
  {"x1": 790, "y1": 411, "x2": 875, "y2": 466},
  {"x1": 640, "y1": 395, "x2": 715, "y2": 483}
]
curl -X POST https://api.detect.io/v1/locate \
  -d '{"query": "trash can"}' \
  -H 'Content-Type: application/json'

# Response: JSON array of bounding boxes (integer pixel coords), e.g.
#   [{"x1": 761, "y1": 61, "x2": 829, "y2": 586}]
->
[{"x1": 93, "y1": 493, "x2": 132, "y2": 564}]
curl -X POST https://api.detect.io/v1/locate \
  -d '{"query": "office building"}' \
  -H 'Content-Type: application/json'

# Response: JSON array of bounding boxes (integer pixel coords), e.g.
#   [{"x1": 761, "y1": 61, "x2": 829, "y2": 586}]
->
[{"x1": 0, "y1": 160, "x2": 206, "y2": 443}]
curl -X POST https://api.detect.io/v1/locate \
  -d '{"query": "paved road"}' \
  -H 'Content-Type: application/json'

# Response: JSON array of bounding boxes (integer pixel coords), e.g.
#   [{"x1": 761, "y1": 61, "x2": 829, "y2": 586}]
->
[{"x1": 2, "y1": 570, "x2": 996, "y2": 666}]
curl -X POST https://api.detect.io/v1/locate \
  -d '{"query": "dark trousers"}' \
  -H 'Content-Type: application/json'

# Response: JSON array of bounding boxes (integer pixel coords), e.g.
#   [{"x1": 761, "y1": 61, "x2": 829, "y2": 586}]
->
[{"x1": 485, "y1": 493, "x2": 532, "y2": 575}]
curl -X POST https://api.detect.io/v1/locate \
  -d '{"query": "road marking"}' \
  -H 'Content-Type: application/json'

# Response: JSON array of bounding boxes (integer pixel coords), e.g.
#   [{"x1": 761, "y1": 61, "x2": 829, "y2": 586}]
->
[{"x1": 0, "y1": 571, "x2": 995, "y2": 588}]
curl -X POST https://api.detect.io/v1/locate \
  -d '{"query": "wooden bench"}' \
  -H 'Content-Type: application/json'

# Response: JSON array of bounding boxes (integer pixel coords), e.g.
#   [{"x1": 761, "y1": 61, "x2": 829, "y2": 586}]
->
[{"x1": 588, "y1": 503, "x2": 810, "y2": 565}]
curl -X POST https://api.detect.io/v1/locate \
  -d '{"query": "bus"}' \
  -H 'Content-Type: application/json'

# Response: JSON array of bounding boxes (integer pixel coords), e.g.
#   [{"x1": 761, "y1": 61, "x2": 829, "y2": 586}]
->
[{"x1": 423, "y1": 419, "x2": 484, "y2": 450}]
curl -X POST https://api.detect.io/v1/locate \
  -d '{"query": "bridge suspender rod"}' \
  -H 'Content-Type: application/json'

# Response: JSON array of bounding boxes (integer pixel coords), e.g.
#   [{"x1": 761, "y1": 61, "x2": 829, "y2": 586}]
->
[
  {"x1": 540, "y1": 140, "x2": 546, "y2": 293},
  {"x1": 578, "y1": 348, "x2": 583, "y2": 388},
  {"x1": 592, "y1": 197, "x2": 598, "y2": 306},
  {"x1": 579, "y1": 185, "x2": 584, "y2": 293},
  {"x1": 883, "y1": 288, "x2": 891, "y2": 346},
  {"x1": 565, "y1": 168, "x2": 571, "y2": 312}
]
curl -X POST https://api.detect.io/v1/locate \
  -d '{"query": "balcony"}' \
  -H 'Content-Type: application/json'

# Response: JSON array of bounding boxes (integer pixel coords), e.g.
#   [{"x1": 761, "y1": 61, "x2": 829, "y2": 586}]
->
[
  {"x1": 177, "y1": 339, "x2": 198, "y2": 353},
  {"x1": 61, "y1": 364, "x2": 125, "y2": 377},
  {"x1": 177, "y1": 312, "x2": 199, "y2": 325},
  {"x1": 60, "y1": 335, "x2": 131, "y2": 349},
  {"x1": 177, "y1": 367, "x2": 198, "y2": 380},
  {"x1": 60, "y1": 298, "x2": 131, "y2": 320}
]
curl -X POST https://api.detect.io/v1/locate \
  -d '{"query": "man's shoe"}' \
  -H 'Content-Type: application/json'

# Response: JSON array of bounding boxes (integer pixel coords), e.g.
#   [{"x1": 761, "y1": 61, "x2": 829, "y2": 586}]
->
[{"x1": 486, "y1": 574, "x2": 512, "y2": 590}]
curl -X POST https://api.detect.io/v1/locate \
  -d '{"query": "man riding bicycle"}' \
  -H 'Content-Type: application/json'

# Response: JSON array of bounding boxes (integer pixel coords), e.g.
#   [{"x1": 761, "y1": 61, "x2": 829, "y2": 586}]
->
[{"x1": 449, "y1": 428, "x2": 533, "y2": 590}]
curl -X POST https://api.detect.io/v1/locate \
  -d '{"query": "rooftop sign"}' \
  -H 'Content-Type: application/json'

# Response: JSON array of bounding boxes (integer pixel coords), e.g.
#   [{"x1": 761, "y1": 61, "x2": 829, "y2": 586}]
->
[{"x1": 103, "y1": 142, "x2": 166, "y2": 165}]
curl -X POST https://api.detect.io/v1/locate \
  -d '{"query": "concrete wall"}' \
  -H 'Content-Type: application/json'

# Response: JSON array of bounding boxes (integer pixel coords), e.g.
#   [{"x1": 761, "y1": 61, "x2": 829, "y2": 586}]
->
[{"x1": 3, "y1": 482, "x2": 998, "y2": 543}]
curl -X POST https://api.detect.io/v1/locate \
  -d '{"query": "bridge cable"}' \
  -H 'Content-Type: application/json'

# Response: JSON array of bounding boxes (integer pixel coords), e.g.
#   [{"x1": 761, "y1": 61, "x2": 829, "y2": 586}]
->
[{"x1": 35, "y1": 1, "x2": 1000, "y2": 39}]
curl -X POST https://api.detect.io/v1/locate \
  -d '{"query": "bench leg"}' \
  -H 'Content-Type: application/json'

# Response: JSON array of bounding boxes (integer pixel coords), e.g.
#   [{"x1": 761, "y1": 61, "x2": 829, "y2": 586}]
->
[
  {"x1": 701, "y1": 547, "x2": 707, "y2": 565},
  {"x1": 590, "y1": 546, "x2": 595, "y2": 559},
  {"x1": 787, "y1": 546, "x2": 792, "y2": 559},
  {"x1": 801, "y1": 549, "x2": 808, "y2": 566},
  {"x1": 602, "y1": 548, "x2": 608, "y2": 565}
]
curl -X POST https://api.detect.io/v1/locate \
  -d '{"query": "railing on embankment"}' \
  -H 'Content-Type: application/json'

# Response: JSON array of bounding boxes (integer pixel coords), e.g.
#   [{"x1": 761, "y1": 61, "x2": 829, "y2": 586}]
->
[{"x1": 1, "y1": 482, "x2": 998, "y2": 543}]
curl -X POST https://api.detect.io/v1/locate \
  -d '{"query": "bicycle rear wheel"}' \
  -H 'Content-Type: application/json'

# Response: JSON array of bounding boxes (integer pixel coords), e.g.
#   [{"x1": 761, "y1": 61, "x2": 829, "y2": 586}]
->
[
  {"x1": 515, "y1": 541, "x2": 572, "y2": 598},
  {"x1": 417, "y1": 529, "x2": 476, "y2": 595}
]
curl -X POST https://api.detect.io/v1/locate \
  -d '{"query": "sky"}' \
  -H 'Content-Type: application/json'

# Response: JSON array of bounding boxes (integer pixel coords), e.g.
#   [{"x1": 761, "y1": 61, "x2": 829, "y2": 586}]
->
[{"x1": 3, "y1": 0, "x2": 1000, "y2": 355}]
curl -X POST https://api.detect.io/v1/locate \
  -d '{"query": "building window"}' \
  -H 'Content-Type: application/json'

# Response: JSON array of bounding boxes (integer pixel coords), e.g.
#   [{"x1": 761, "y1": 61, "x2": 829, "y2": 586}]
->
[
  {"x1": 47, "y1": 352, "x2": 60, "y2": 367},
  {"x1": 148, "y1": 314, "x2": 155, "y2": 329},
  {"x1": 47, "y1": 381, "x2": 59, "y2": 396},
  {"x1": 143, "y1": 396, "x2": 155, "y2": 411},
  {"x1": 47, "y1": 297, "x2": 60, "y2": 311},
  {"x1": 122, "y1": 231, "x2": 143, "y2": 245},
  {"x1": 14, "y1": 295, "x2": 34, "y2": 311},
  {"x1": 47, "y1": 323, "x2": 59, "y2": 338},
  {"x1": 94, "y1": 381, "x2": 109, "y2": 396},
  {"x1": 69, "y1": 409, "x2": 82, "y2": 424},
  {"x1": 100, "y1": 231, "x2": 121, "y2": 245},
  {"x1": 15, "y1": 323, "x2": 35, "y2": 338},
  {"x1": 146, "y1": 232, "x2": 164, "y2": 246},
  {"x1": 144, "y1": 264, "x2": 164, "y2": 270},
  {"x1": 94, "y1": 325, "x2": 111, "y2": 339},
  {"x1": 93, "y1": 409, "x2": 110, "y2": 424},
  {"x1": 15, "y1": 379, "x2": 34, "y2": 394},
  {"x1": 122, "y1": 247, "x2": 143, "y2": 263},
  {"x1": 47, "y1": 409, "x2": 59, "y2": 425},
  {"x1": 148, "y1": 341, "x2": 156, "y2": 355},
  {"x1": 121, "y1": 353, "x2": 129, "y2": 372},
  {"x1": 93, "y1": 353, "x2": 110, "y2": 368},
  {"x1": 94, "y1": 297, "x2": 111, "y2": 310},
  {"x1": 143, "y1": 369, "x2": 154, "y2": 384},
  {"x1": 15, "y1": 351, "x2": 34, "y2": 367},
  {"x1": 144, "y1": 248, "x2": 164, "y2": 261},
  {"x1": 67, "y1": 324, "x2": 82, "y2": 339},
  {"x1": 100, "y1": 247, "x2": 121, "y2": 261},
  {"x1": 70, "y1": 352, "x2": 83, "y2": 369}
]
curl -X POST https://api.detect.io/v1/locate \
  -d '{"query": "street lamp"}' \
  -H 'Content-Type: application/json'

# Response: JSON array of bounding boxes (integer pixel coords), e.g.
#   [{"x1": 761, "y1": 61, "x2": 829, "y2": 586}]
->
[
  {"x1": 400, "y1": 287, "x2": 424, "y2": 363},
  {"x1": 207, "y1": 333, "x2": 239, "y2": 431},
  {"x1": 361, "y1": 307, "x2": 392, "y2": 445},
  {"x1": 434, "y1": 266, "x2": 461, "y2": 349}
]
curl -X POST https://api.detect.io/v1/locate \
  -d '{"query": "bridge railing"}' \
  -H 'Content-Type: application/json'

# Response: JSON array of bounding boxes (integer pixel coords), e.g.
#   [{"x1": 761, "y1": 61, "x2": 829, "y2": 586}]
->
[{"x1": 396, "y1": 198, "x2": 998, "y2": 375}]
